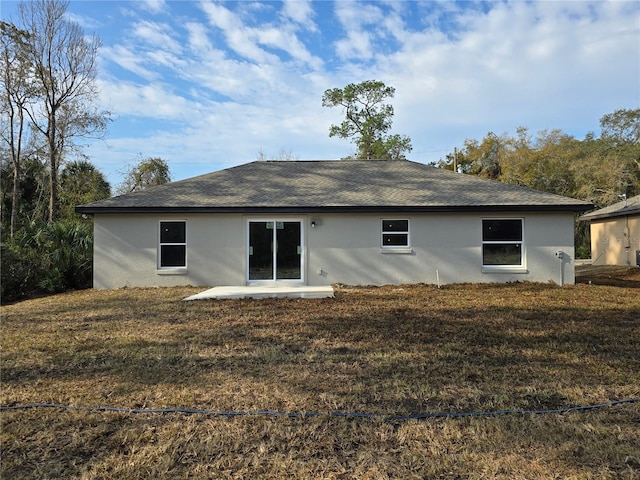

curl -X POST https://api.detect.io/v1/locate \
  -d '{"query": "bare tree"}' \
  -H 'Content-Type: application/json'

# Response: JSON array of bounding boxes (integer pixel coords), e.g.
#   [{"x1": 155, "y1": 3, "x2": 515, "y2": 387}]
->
[
  {"x1": 18, "y1": 0, "x2": 108, "y2": 222},
  {"x1": 0, "y1": 21, "x2": 36, "y2": 237},
  {"x1": 256, "y1": 147, "x2": 300, "y2": 161}
]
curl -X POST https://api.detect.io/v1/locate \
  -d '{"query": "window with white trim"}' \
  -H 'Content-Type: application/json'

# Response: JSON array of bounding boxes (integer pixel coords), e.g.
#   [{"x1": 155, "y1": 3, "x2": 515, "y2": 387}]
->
[
  {"x1": 382, "y1": 219, "x2": 410, "y2": 248},
  {"x1": 159, "y1": 221, "x2": 186, "y2": 268},
  {"x1": 482, "y1": 219, "x2": 523, "y2": 267}
]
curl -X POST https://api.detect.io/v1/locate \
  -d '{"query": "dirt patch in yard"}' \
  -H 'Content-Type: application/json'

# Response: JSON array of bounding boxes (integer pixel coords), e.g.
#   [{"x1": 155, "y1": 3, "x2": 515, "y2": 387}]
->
[{"x1": 576, "y1": 264, "x2": 640, "y2": 287}]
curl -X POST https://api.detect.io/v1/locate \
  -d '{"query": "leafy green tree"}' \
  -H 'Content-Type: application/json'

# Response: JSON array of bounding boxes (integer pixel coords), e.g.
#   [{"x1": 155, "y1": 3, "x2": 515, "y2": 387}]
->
[
  {"x1": 117, "y1": 156, "x2": 171, "y2": 194},
  {"x1": 1, "y1": 153, "x2": 49, "y2": 231},
  {"x1": 59, "y1": 160, "x2": 110, "y2": 219},
  {"x1": 457, "y1": 132, "x2": 508, "y2": 180},
  {"x1": 435, "y1": 147, "x2": 474, "y2": 173},
  {"x1": 500, "y1": 129, "x2": 579, "y2": 197},
  {"x1": 572, "y1": 135, "x2": 639, "y2": 207},
  {"x1": 595, "y1": 108, "x2": 640, "y2": 202},
  {"x1": 322, "y1": 80, "x2": 412, "y2": 160},
  {"x1": 599, "y1": 108, "x2": 640, "y2": 145}
]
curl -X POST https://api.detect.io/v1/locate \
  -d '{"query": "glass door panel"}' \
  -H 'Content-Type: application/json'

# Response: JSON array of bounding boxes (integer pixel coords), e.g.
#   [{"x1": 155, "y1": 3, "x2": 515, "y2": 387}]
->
[
  {"x1": 276, "y1": 222, "x2": 301, "y2": 280},
  {"x1": 249, "y1": 222, "x2": 273, "y2": 280},
  {"x1": 248, "y1": 220, "x2": 302, "y2": 282}
]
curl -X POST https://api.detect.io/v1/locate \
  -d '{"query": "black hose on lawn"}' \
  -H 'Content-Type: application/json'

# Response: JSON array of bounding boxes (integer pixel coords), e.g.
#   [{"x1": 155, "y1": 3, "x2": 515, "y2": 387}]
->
[{"x1": 1, "y1": 398, "x2": 638, "y2": 420}]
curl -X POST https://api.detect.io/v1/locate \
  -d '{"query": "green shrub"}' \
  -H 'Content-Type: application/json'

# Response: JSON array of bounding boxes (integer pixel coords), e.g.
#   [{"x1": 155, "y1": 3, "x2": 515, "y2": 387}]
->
[
  {"x1": 0, "y1": 220, "x2": 93, "y2": 303},
  {"x1": 575, "y1": 244, "x2": 591, "y2": 260}
]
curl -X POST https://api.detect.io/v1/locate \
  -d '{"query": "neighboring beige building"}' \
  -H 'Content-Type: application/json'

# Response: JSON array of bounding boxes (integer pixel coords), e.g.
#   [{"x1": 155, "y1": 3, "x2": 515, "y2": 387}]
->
[
  {"x1": 580, "y1": 194, "x2": 640, "y2": 266},
  {"x1": 77, "y1": 160, "x2": 593, "y2": 289}
]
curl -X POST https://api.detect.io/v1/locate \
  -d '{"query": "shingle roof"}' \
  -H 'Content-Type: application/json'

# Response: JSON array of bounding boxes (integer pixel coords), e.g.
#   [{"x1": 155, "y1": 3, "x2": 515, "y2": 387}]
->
[
  {"x1": 76, "y1": 160, "x2": 593, "y2": 214},
  {"x1": 580, "y1": 194, "x2": 640, "y2": 221}
]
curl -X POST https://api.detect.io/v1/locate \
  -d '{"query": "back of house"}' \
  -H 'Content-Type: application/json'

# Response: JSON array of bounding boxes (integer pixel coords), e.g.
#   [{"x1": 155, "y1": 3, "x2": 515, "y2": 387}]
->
[{"x1": 76, "y1": 160, "x2": 593, "y2": 289}]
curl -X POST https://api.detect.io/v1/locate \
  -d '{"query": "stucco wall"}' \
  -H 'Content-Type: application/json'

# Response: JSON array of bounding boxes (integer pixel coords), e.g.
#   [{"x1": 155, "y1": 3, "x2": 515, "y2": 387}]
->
[
  {"x1": 93, "y1": 211, "x2": 577, "y2": 289},
  {"x1": 590, "y1": 215, "x2": 640, "y2": 266},
  {"x1": 93, "y1": 214, "x2": 245, "y2": 289},
  {"x1": 306, "y1": 212, "x2": 575, "y2": 286}
]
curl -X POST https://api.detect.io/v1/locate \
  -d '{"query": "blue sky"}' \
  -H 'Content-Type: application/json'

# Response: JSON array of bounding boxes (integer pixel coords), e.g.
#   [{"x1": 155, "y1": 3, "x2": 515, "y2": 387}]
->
[{"x1": 2, "y1": 0, "x2": 639, "y2": 189}]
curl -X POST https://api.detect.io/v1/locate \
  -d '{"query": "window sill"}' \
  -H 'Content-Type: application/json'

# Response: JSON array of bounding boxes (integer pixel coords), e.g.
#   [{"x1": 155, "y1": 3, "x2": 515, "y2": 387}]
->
[
  {"x1": 482, "y1": 266, "x2": 528, "y2": 274},
  {"x1": 380, "y1": 247, "x2": 413, "y2": 254},
  {"x1": 157, "y1": 268, "x2": 188, "y2": 275}
]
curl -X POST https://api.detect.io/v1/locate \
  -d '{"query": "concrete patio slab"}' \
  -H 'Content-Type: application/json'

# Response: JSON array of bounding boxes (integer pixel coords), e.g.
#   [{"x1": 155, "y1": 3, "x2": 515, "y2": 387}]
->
[{"x1": 184, "y1": 285, "x2": 334, "y2": 300}]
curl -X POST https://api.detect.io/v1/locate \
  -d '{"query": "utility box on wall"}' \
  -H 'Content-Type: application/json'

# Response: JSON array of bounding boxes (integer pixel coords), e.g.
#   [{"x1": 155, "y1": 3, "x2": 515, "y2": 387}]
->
[{"x1": 636, "y1": 250, "x2": 640, "y2": 266}]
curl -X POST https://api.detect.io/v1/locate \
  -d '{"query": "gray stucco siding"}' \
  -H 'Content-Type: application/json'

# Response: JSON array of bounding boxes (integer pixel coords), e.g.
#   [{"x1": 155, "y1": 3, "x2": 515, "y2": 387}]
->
[
  {"x1": 93, "y1": 214, "x2": 245, "y2": 289},
  {"x1": 306, "y1": 212, "x2": 574, "y2": 286},
  {"x1": 92, "y1": 211, "x2": 576, "y2": 289}
]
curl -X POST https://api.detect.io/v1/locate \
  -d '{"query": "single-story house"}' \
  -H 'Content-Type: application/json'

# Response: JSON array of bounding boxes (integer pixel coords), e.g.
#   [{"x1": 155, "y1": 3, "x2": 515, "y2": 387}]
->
[
  {"x1": 76, "y1": 160, "x2": 593, "y2": 289},
  {"x1": 580, "y1": 194, "x2": 640, "y2": 266}
]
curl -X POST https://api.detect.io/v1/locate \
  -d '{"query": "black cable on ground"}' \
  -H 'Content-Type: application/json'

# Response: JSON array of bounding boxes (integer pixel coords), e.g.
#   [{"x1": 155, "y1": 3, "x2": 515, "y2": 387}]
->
[{"x1": 1, "y1": 398, "x2": 638, "y2": 420}]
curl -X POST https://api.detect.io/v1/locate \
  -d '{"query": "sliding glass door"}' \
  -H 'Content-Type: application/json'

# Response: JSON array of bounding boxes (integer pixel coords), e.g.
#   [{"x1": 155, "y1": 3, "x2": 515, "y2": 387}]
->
[{"x1": 248, "y1": 221, "x2": 302, "y2": 282}]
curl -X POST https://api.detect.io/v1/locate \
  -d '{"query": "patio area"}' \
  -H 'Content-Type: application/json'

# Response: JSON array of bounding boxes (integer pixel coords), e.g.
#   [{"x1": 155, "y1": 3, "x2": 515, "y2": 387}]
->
[{"x1": 183, "y1": 284, "x2": 334, "y2": 300}]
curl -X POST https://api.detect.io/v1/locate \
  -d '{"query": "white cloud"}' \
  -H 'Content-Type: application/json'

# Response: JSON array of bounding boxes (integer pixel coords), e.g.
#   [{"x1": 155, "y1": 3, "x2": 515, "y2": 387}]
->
[
  {"x1": 185, "y1": 22, "x2": 214, "y2": 53},
  {"x1": 198, "y1": 0, "x2": 320, "y2": 68},
  {"x1": 335, "y1": 30, "x2": 374, "y2": 61},
  {"x1": 380, "y1": 1, "x2": 639, "y2": 132},
  {"x1": 333, "y1": 2, "x2": 385, "y2": 60},
  {"x1": 100, "y1": 44, "x2": 158, "y2": 81},
  {"x1": 86, "y1": 0, "x2": 638, "y2": 186},
  {"x1": 132, "y1": 20, "x2": 182, "y2": 54},
  {"x1": 199, "y1": 1, "x2": 275, "y2": 63},
  {"x1": 65, "y1": 11, "x2": 103, "y2": 30},
  {"x1": 282, "y1": 0, "x2": 317, "y2": 30},
  {"x1": 98, "y1": 79, "x2": 193, "y2": 121},
  {"x1": 255, "y1": 26, "x2": 322, "y2": 68},
  {"x1": 139, "y1": 0, "x2": 168, "y2": 15}
]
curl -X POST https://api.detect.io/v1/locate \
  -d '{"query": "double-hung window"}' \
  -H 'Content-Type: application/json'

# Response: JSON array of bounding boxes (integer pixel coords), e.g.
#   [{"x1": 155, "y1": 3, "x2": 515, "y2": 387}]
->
[
  {"x1": 482, "y1": 219, "x2": 524, "y2": 268},
  {"x1": 159, "y1": 221, "x2": 186, "y2": 269},
  {"x1": 381, "y1": 219, "x2": 410, "y2": 251}
]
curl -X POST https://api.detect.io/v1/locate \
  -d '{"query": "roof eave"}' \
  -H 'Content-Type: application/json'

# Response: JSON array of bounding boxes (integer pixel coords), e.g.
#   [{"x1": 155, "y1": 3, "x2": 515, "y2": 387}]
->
[
  {"x1": 580, "y1": 208, "x2": 640, "y2": 222},
  {"x1": 76, "y1": 203, "x2": 594, "y2": 215}
]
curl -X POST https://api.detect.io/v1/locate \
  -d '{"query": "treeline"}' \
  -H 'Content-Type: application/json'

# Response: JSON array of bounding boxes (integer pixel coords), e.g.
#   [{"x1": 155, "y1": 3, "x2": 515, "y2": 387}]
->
[
  {"x1": 436, "y1": 108, "x2": 640, "y2": 256},
  {"x1": 0, "y1": 154, "x2": 171, "y2": 303},
  {"x1": 1, "y1": 159, "x2": 109, "y2": 302},
  {"x1": 438, "y1": 108, "x2": 639, "y2": 207},
  {"x1": 0, "y1": 0, "x2": 110, "y2": 303},
  {"x1": 1, "y1": 1, "x2": 172, "y2": 303}
]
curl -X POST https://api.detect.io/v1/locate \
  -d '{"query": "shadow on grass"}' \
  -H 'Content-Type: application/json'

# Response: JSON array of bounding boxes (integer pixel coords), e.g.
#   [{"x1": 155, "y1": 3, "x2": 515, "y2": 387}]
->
[
  {"x1": 3, "y1": 297, "x2": 638, "y2": 414},
  {"x1": 2, "y1": 285, "x2": 640, "y2": 480}
]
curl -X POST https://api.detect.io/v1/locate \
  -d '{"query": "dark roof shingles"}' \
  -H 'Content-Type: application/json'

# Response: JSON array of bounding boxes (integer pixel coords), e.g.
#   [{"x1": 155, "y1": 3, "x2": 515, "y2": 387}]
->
[
  {"x1": 77, "y1": 160, "x2": 593, "y2": 213},
  {"x1": 580, "y1": 194, "x2": 640, "y2": 221}
]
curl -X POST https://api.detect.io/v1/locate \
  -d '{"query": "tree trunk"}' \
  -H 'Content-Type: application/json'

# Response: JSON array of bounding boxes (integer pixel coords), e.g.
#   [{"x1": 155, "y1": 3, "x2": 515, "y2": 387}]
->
[
  {"x1": 8, "y1": 98, "x2": 23, "y2": 238},
  {"x1": 11, "y1": 156, "x2": 20, "y2": 238},
  {"x1": 48, "y1": 112, "x2": 58, "y2": 223}
]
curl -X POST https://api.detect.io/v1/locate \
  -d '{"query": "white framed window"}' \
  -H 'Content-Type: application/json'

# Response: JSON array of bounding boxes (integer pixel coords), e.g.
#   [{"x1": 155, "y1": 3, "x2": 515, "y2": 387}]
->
[
  {"x1": 159, "y1": 221, "x2": 186, "y2": 269},
  {"x1": 482, "y1": 218, "x2": 524, "y2": 268},
  {"x1": 381, "y1": 219, "x2": 410, "y2": 250}
]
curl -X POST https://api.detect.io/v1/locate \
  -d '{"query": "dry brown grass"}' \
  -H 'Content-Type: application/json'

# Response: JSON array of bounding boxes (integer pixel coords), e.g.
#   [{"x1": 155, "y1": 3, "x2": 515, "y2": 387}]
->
[
  {"x1": 576, "y1": 265, "x2": 640, "y2": 287},
  {"x1": 2, "y1": 283, "x2": 639, "y2": 479}
]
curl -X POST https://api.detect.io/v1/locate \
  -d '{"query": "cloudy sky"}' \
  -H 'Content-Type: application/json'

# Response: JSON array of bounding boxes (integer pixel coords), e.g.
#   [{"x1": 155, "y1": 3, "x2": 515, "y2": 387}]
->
[{"x1": 2, "y1": 0, "x2": 639, "y2": 188}]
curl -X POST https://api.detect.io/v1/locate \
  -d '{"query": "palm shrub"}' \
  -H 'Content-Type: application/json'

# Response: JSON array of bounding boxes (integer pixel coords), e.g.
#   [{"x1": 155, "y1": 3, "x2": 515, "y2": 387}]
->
[
  {"x1": 44, "y1": 220, "x2": 93, "y2": 290},
  {"x1": 1, "y1": 220, "x2": 93, "y2": 303}
]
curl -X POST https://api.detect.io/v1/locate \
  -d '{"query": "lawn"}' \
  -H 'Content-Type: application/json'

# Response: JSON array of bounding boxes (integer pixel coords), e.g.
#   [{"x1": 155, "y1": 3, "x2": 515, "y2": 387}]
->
[{"x1": 1, "y1": 283, "x2": 639, "y2": 479}]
